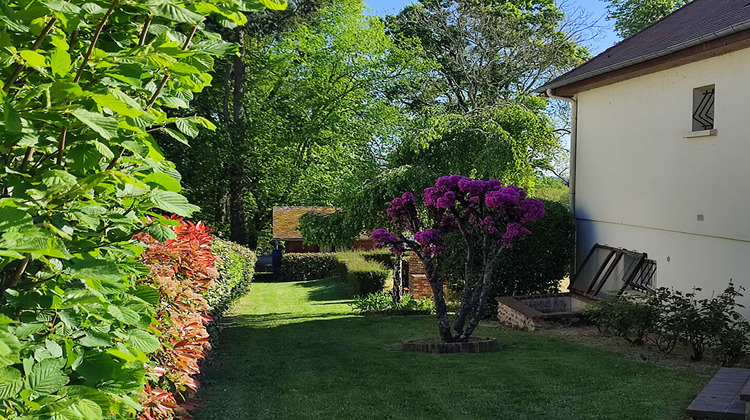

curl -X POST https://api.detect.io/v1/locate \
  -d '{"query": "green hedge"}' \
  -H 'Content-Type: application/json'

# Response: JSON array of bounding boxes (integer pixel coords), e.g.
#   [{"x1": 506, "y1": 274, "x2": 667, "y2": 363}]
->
[
  {"x1": 335, "y1": 252, "x2": 393, "y2": 295},
  {"x1": 281, "y1": 252, "x2": 392, "y2": 294},
  {"x1": 206, "y1": 238, "x2": 257, "y2": 316},
  {"x1": 361, "y1": 249, "x2": 395, "y2": 268},
  {"x1": 440, "y1": 200, "x2": 574, "y2": 315},
  {"x1": 282, "y1": 253, "x2": 339, "y2": 281}
]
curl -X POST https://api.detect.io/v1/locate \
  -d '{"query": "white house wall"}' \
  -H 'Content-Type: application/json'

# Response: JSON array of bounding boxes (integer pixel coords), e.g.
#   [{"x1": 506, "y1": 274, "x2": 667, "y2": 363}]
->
[{"x1": 574, "y1": 47, "x2": 750, "y2": 311}]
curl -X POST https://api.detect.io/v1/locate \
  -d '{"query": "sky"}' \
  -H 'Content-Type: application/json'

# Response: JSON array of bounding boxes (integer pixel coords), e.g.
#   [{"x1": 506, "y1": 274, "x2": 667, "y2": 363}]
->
[{"x1": 363, "y1": 0, "x2": 621, "y2": 54}]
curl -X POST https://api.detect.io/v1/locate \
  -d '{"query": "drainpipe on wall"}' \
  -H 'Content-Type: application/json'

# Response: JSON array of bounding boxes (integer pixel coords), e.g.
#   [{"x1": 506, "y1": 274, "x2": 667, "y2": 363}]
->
[{"x1": 546, "y1": 89, "x2": 578, "y2": 271}]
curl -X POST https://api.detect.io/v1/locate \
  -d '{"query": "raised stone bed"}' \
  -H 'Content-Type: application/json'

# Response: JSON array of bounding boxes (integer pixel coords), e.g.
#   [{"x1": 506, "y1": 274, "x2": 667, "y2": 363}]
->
[
  {"x1": 496, "y1": 291, "x2": 596, "y2": 331},
  {"x1": 402, "y1": 337, "x2": 497, "y2": 354}
]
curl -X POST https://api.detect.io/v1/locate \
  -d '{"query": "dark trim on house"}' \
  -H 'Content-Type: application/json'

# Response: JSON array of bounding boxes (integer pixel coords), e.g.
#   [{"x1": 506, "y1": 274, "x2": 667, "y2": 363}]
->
[{"x1": 547, "y1": 27, "x2": 750, "y2": 97}]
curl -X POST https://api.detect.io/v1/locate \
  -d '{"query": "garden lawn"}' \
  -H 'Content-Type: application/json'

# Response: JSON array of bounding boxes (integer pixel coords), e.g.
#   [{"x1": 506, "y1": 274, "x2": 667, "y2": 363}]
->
[{"x1": 195, "y1": 277, "x2": 707, "y2": 420}]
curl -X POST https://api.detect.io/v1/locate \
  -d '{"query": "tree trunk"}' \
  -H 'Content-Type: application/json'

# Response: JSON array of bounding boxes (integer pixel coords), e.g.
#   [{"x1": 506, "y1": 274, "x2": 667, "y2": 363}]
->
[
  {"x1": 228, "y1": 29, "x2": 247, "y2": 244},
  {"x1": 392, "y1": 255, "x2": 403, "y2": 303},
  {"x1": 228, "y1": 156, "x2": 248, "y2": 245},
  {"x1": 423, "y1": 256, "x2": 453, "y2": 342}
]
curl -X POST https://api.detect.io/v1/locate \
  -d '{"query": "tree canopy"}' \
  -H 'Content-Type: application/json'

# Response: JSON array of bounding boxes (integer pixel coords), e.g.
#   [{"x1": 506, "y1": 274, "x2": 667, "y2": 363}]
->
[
  {"x1": 300, "y1": 0, "x2": 585, "y2": 248},
  {"x1": 162, "y1": 0, "x2": 422, "y2": 247},
  {"x1": 606, "y1": 0, "x2": 689, "y2": 38}
]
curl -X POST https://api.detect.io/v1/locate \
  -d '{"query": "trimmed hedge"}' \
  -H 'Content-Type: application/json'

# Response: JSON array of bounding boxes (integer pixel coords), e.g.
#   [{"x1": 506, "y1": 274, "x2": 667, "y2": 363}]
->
[
  {"x1": 281, "y1": 252, "x2": 392, "y2": 294},
  {"x1": 282, "y1": 253, "x2": 339, "y2": 281},
  {"x1": 362, "y1": 249, "x2": 395, "y2": 268},
  {"x1": 335, "y1": 252, "x2": 393, "y2": 295},
  {"x1": 206, "y1": 238, "x2": 257, "y2": 317}
]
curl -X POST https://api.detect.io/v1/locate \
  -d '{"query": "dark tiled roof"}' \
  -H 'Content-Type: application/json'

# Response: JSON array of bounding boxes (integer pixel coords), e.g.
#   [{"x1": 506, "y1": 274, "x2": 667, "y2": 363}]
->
[{"x1": 538, "y1": 0, "x2": 750, "y2": 93}]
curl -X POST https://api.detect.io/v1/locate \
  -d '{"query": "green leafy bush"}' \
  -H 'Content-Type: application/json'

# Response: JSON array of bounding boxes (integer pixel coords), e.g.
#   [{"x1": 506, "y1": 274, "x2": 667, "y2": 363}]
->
[
  {"x1": 583, "y1": 294, "x2": 659, "y2": 345},
  {"x1": 351, "y1": 291, "x2": 393, "y2": 312},
  {"x1": 585, "y1": 283, "x2": 750, "y2": 366},
  {"x1": 351, "y1": 291, "x2": 435, "y2": 314},
  {"x1": 440, "y1": 200, "x2": 574, "y2": 315},
  {"x1": 206, "y1": 238, "x2": 257, "y2": 316},
  {"x1": 281, "y1": 253, "x2": 338, "y2": 281},
  {"x1": 0, "y1": 0, "x2": 283, "y2": 416},
  {"x1": 334, "y1": 252, "x2": 392, "y2": 295}
]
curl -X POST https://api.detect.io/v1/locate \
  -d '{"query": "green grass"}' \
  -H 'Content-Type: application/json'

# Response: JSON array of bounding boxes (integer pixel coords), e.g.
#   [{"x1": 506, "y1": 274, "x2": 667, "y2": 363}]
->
[{"x1": 195, "y1": 277, "x2": 707, "y2": 420}]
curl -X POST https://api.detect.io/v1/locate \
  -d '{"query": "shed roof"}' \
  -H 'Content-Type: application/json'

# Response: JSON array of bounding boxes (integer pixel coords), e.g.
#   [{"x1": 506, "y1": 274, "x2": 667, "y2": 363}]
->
[
  {"x1": 538, "y1": 0, "x2": 750, "y2": 95},
  {"x1": 272, "y1": 206, "x2": 337, "y2": 241}
]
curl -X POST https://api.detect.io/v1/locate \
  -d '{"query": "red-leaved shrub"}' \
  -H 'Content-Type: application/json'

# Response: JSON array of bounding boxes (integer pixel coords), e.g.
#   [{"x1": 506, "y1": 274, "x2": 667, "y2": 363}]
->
[{"x1": 135, "y1": 218, "x2": 218, "y2": 419}]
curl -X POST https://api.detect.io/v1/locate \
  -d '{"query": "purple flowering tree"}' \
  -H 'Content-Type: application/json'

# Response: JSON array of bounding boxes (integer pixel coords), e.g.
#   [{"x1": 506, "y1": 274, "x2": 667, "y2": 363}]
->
[{"x1": 371, "y1": 175, "x2": 545, "y2": 342}]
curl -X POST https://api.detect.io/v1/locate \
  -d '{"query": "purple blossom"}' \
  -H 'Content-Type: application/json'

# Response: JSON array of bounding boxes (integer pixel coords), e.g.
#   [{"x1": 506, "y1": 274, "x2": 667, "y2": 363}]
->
[
  {"x1": 414, "y1": 228, "x2": 442, "y2": 246},
  {"x1": 520, "y1": 199, "x2": 545, "y2": 223},
  {"x1": 435, "y1": 175, "x2": 464, "y2": 191},
  {"x1": 435, "y1": 197, "x2": 454, "y2": 209},
  {"x1": 370, "y1": 229, "x2": 405, "y2": 253},
  {"x1": 500, "y1": 222, "x2": 532, "y2": 248},
  {"x1": 485, "y1": 185, "x2": 525, "y2": 207},
  {"x1": 382, "y1": 176, "x2": 545, "y2": 254}
]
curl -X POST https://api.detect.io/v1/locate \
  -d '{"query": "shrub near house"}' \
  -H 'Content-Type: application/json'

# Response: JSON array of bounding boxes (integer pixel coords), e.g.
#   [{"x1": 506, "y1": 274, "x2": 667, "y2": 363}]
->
[{"x1": 585, "y1": 282, "x2": 750, "y2": 366}]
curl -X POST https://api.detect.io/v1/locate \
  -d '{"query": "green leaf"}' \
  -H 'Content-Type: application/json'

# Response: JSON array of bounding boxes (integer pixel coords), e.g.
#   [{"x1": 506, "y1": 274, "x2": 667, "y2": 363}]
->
[
  {"x1": 41, "y1": 169, "x2": 78, "y2": 192},
  {"x1": 142, "y1": 172, "x2": 181, "y2": 192},
  {"x1": 163, "y1": 127, "x2": 189, "y2": 145},
  {"x1": 50, "y1": 47, "x2": 71, "y2": 77},
  {"x1": 92, "y1": 140, "x2": 115, "y2": 159},
  {"x1": 45, "y1": 340, "x2": 63, "y2": 359},
  {"x1": 63, "y1": 398, "x2": 103, "y2": 420},
  {"x1": 195, "y1": 39, "x2": 238, "y2": 56},
  {"x1": 147, "y1": 222, "x2": 176, "y2": 242},
  {"x1": 131, "y1": 286, "x2": 160, "y2": 305},
  {"x1": 70, "y1": 259, "x2": 121, "y2": 282},
  {"x1": 13, "y1": 323, "x2": 46, "y2": 338},
  {"x1": 151, "y1": 3, "x2": 205, "y2": 25},
  {"x1": 50, "y1": 81, "x2": 83, "y2": 99},
  {"x1": 0, "y1": 207, "x2": 33, "y2": 232},
  {"x1": 77, "y1": 331, "x2": 112, "y2": 348},
  {"x1": 260, "y1": 0, "x2": 288, "y2": 10},
  {"x1": 71, "y1": 108, "x2": 119, "y2": 140},
  {"x1": 107, "y1": 305, "x2": 140, "y2": 325},
  {"x1": 0, "y1": 228, "x2": 71, "y2": 259},
  {"x1": 27, "y1": 358, "x2": 68, "y2": 396},
  {"x1": 175, "y1": 118, "x2": 199, "y2": 138},
  {"x1": 0, "y1": 367, "x2": 23, "y2": 399},
  {"x1": 106, "y1": 348, "x2": 136, "y2": 362},
  {"x1": 0, "y1": 330, "x2": 21, "y2": 361},
  {"x1": 150, "y1": 190, "x2": 199, "y2": 217},
  {"x1": 121, "y1": 140, "x2": 149, "y2": 156},
  {"x1": 125, "y1": 329, "x2": 160, "y2": 354},
  {"x1": 92, "y1": 93, "x2": 143, "y2": 118},
  {"x1": 19, "y1": 50, "x2": 46, "y2": 68},
  {"x1": 159, "y1": 96, "x2": 189, "y2": 108},
  {"x1": 4, "y1": 100, "x2": 22, "y2": 134}
]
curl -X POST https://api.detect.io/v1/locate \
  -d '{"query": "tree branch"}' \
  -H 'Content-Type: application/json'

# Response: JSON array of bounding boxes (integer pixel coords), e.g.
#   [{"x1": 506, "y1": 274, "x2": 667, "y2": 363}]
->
[
  {"x1": 3, "y1": 17, "x2": 57, "y2": 92},
  {"x1": 74, "y1": 0, "x2": 119, "y2": 83}
]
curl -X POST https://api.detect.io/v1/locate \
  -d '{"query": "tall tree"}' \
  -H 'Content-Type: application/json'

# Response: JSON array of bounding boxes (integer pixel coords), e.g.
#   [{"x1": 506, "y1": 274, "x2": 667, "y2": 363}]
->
[
  {"x1": 386, "y1": 0, "x2": 588, "y2": 110},
  {"x1": 300, "y1": 0, "x2": 587, "y2": 248},
  {"x1": 606, "y1": 0, "x2": 689, "y2": 38},
  {"x1": 162, "y1": 0, "x2": 421, "y2": 247}
]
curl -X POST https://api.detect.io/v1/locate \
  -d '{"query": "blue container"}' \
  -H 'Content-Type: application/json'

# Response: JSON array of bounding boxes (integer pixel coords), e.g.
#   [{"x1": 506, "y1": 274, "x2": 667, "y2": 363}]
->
[{"x1": 271, "y1": 249, "x2": 282, "y2": 267}]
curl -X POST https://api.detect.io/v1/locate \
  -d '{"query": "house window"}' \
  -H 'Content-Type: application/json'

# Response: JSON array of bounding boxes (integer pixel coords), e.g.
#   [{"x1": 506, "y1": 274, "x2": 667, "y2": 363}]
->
[{"x1": 692, "y1": 85, "x2": 715, "y2": 131}]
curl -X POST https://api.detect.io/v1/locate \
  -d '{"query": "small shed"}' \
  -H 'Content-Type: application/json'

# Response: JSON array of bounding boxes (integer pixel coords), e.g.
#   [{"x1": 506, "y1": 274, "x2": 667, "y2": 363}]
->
[{"x1": 272, "y1": 206, "x2": 375, "y2": 253}]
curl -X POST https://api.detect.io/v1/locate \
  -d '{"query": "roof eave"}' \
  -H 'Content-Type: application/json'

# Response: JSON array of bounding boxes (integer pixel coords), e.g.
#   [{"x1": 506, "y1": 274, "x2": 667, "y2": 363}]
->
[{"x1": 537, "y1": 20, "x2": 750, "y2": 95}]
